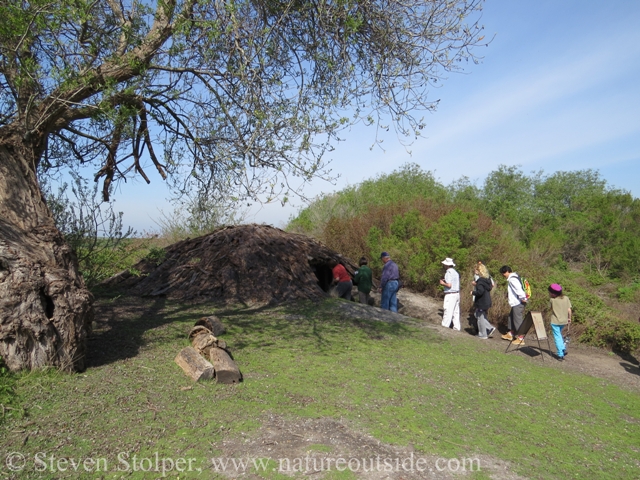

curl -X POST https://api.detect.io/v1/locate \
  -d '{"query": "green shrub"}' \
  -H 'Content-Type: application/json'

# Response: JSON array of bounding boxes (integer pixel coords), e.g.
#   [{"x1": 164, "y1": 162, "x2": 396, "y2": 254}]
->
[
  {"x1": 583, "y1": 268, "x2": 607, "y2": 287},
  {"x1": 580, "y1": 318, "x2": 640, "y2": 353},
  {"x1": 289, "y1": 164, "x2": 640, "y2": 354},
  {"x1": 288, "y1": 163, "x2": 447, "y2": 236},
  {"x1": 526, "y1": 227, "x2": 566, "y2": 266},
  {"x1": 362, "y1": 207, "x2": 512, "y2": 296},
  {"x1": 152, "y1": 193, "x2": 246, "y2": 244},
  {"x1": 144, "y1": 246, "x2": 167, "y2": 266},
  {"x1": 74, "y1": 238, "x2": 152, "y2": 286},
  {"x1": 617, "y1": 279, "x2": 640, "y2": 303}
]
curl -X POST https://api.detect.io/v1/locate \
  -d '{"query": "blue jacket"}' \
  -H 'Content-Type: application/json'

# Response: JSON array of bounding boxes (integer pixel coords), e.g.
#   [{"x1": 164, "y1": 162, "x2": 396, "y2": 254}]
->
[{"x1": 380, "y1": 260, "x2": 399, "y2": 290}]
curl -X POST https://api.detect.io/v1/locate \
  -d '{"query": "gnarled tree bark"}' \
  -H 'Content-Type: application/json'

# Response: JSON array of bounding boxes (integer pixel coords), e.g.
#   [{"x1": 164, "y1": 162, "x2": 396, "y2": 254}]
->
[{"x1": 0, "y1": 136, "x2": 93, "y2": 372}]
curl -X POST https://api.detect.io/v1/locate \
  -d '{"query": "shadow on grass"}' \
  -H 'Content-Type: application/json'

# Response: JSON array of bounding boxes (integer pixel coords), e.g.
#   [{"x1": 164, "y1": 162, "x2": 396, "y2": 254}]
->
[
  {"x1": 504, "y1": 344, "x2": 558, "y2": 362},
  {"x1": 514, "y1": 346, "x2": 545, "y2": 358},
  {"x1": 216, "y1": 299, "x2": 416, "y2": 354},
  {"x1": 87, "y1": 292, "x2": 200, "y2": 368},
  {"x1": 87, "y1": 293, "x2": 421, "y2": 368}
]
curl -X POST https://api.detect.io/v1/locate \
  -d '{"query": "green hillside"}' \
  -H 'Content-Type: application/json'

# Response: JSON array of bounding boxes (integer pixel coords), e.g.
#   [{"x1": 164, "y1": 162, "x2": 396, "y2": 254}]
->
[{"x1": 288, "y1": 163, "x2": 640, "y2": 354}]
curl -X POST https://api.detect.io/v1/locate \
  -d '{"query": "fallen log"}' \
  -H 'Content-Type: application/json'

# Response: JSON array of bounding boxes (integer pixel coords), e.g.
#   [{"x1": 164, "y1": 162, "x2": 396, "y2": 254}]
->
[
  {"x1": 188, "y1": 325, "x2": 212, "y2": 341},
  {"x1": 190, "y1": 332, "x2": 217, "y2": 357},
  {"x1": 175, "y1": 347, "x2": 215, "y2": 381},
  {"x1": 209, "y1": 347, "x2": 242, "y2": 384},
  {"x1": 195, "y1": 315, "x2": 226, "y2": 336}
]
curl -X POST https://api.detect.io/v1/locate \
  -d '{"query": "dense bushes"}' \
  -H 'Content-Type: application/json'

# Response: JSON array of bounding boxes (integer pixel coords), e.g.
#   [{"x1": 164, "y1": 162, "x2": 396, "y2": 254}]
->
[
  {"x1": 581, "y1": 319, "x2": 640, "y2": 353},
  {"x1": 288, "y1": 163, "x2": 640, "y2": 353},
  {"x1": 617, "y1": 280, "x2": 640, "y2": 303},
  {"x1": 288, "y1": 164, "x2": 447, "y2": 237},
  {"x1": 482, "y1": 167, "x2": 640, "y2": 278}
]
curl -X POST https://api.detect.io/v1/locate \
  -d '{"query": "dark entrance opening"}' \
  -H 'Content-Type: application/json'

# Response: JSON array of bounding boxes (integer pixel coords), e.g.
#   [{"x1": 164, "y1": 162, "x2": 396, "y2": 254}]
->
[{"x1": 310, "y1": 260, "x2": 334, "y2": 292}]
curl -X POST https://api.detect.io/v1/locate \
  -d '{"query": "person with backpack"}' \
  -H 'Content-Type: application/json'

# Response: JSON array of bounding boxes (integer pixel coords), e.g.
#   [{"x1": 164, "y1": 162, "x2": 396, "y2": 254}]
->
[
  {"x1": 472, "y1": 263, "x2": 495, "y2": 339},
  {"x1": 439, "y1": 258, "x2": 461, "y2": 331},
  {"x1": 353, "y1": 256, "x2": 373, "y2": 305},
  {"x1": 499, "y1": 265, "x2": 528, "y2": 345},
  {"x1": 548, "y1": 283, "x2": 572, "y2": 361}
]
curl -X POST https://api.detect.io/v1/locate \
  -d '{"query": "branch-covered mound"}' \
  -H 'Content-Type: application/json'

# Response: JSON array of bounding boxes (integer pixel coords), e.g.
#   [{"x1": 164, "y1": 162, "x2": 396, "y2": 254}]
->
[{"x1": 102, "y1": 224, "x2": 356, "y2": 304}]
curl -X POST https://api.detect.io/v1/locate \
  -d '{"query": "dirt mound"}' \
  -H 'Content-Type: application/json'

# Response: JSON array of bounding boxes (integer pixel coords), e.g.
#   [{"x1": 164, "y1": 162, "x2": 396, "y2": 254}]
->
[{"x1": 102, "y1": 224, "x2": 357, "y2": 304}]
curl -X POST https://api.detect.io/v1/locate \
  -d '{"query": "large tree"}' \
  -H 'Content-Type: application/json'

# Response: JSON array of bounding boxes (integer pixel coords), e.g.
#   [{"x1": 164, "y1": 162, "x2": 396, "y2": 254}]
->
[{"x1": 0, "y1": 0, "x2": 485, "y2": 371}]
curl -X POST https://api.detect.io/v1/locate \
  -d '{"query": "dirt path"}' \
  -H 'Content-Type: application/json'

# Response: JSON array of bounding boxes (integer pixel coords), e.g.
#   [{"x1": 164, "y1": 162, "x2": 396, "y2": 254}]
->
[{"x1": 343, "y1": 290, "x2": 640, "y2": 393}]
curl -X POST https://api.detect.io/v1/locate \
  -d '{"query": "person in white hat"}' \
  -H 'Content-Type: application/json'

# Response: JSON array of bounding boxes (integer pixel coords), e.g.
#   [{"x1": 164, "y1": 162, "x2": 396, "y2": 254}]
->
[{"x1": 439, "y1": 258, "x2": 460, "y2": 331}]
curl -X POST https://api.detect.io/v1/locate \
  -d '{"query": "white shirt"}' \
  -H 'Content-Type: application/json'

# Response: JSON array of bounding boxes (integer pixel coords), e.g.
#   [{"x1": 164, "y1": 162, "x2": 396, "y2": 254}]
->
[
  {"x1": 444, "y1": 268, "x2": 460, "y2": 293},
  {"x1": 507, "y1": 273, "x2": 527, "y2": 307}
]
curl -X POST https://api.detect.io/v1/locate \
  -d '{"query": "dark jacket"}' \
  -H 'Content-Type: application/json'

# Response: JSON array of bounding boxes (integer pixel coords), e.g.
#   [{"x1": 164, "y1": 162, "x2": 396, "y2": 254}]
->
[
  {"x1": 353, "y1": 265, "x2": 373, "y2": 294},
  {"x1": 472, "y1": 277, "x2": 493, "y2": 311}
]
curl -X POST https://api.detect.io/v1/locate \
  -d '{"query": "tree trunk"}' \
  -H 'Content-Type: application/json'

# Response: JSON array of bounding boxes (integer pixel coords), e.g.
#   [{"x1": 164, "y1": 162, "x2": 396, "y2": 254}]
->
[{"x1": 0, "y1": 140, "x2": 93, "y2": 372}]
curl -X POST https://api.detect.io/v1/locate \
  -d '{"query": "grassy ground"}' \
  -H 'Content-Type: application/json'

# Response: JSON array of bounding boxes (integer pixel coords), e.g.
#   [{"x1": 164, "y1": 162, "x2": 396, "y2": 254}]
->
[{"x1": 1, "y1": 295, "x2": 639, "y2": 479}]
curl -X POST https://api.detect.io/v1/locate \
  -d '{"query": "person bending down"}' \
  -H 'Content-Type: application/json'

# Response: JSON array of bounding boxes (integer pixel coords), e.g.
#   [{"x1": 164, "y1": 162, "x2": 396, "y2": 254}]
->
[{"x1": 330, "y1": 260, "x2": 353, "y2": 301}]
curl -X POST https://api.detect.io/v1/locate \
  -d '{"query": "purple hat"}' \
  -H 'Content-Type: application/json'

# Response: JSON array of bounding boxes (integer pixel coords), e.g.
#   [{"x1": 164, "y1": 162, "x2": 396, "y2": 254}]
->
[
  {"x1": 380, "y1": 251, "x2": 390, "y2": 258},
  {"x1": 548, "y1": 283, "x2": 562, "y2": 294}
]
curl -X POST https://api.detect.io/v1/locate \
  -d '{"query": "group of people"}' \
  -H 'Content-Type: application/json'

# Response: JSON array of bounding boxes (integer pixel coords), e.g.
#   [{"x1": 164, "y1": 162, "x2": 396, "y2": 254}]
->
[
  {"x1": 439, "y1": 259, "x2": 572, "y2": 361},
  {"x1": 329, "y1": 252, "x2": 400, "y2": 312},
  {"x1": 330, "y1": 253, "x2": 572, "y2": 361}
]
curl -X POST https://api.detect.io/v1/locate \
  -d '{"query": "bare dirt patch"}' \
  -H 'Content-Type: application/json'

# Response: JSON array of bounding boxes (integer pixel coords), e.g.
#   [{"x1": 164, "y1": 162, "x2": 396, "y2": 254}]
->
[{"x1": 211, "y1": 415, "x2": 526, "y2": 479}]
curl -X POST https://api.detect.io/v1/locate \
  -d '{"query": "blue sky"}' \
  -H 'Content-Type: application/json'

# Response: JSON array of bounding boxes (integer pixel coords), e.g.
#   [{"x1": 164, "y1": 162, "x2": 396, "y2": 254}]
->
[{"x1": 113, "y1": 0, "x2": 640, "y2": 232}]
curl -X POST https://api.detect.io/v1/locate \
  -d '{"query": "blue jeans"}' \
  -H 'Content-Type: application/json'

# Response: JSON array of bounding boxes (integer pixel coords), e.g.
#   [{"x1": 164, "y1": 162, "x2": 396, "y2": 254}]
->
[
  {"x1": 381, "y1": 280, "x2": 399, "y2": 312},
  {"x1": 551, "y1": 323, "x2": 566, "y2": 357}
]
